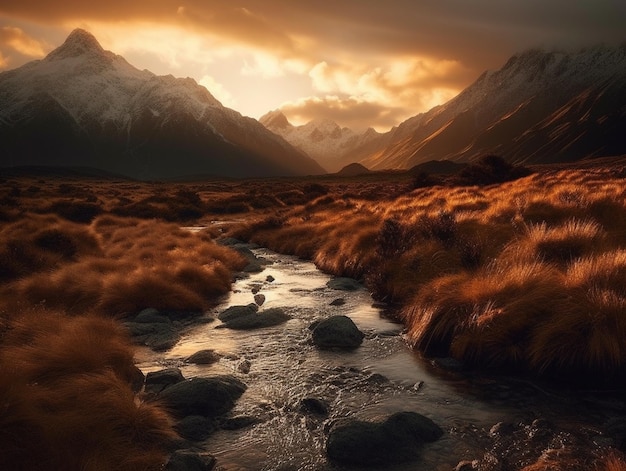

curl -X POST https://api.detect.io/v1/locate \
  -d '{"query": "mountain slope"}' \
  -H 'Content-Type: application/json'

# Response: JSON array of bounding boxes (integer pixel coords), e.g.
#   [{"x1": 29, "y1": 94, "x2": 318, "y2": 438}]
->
[
  {"x1": 0, "y1": 29, "x2": 325, "y2": 179},
  {"x1": 351, "y1": 44, "x2": 626, "y2": 170},
  {"x1": 260, "y1": 110, "x2": 380, "y2": 172}
]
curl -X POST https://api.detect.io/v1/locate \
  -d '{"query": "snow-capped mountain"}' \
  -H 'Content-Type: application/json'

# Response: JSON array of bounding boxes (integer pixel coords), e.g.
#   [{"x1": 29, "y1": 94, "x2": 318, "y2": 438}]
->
[
  {"x1": 260, "y1": 110, "x2": 380, "y2": 172},
  {"x1": 349, "y1": 44, "x2": 626, "y2": 170},
  {"x1": 0, "y1": 29, "x2": 325, "y2": 179}
]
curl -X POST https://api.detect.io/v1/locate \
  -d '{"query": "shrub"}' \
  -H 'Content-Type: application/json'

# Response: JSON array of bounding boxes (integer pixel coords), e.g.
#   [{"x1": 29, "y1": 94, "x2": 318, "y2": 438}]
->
[{"x1": 455, "y1": 154, "x2": 532, "y2": 186}]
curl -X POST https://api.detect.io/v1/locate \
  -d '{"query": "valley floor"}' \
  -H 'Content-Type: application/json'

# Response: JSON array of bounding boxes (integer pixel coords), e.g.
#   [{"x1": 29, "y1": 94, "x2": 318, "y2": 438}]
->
[{"x1": 1, "y1": 155, "x2": 626, "y2": 470}]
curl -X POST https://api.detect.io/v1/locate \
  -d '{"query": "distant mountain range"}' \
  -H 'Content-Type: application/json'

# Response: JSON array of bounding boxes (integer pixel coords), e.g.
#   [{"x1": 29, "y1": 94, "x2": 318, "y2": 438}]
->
[
  {"x1": 0, "y1": 29, "x2": 324, "y2": 179},
  {"x1": 263, "y1": 44, "x2": 626, "y2": 171},
  {"x1": 259, "y1": 111, "x2": 380, "y2": 172},
  {"x1": 2, "y1": 30, "x2": 625, "y2": 179}
]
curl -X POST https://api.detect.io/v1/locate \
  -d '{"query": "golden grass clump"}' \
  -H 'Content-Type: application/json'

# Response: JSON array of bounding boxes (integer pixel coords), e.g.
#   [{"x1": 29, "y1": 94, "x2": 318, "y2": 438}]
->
[
  {"x1": 0, "y1": 312, "x2": 176, "y2": 471},
  {"x1": 1, "y1": 215, "x2": 247, "y2": 317}
]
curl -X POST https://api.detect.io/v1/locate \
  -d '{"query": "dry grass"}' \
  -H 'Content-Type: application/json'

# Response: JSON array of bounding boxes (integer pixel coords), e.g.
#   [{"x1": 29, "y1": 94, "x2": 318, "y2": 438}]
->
[
  {"x1": 0, "y1": 311, "x2": 176, "y2": 470},
  {"x1": 224, "y1": 162, "x2": 626, "y2": 380}
]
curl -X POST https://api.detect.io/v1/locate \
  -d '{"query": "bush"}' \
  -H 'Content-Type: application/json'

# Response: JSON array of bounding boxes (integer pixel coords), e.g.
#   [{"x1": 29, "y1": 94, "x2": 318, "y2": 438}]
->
[{"x1": 455, "y1": 154, "x2": 532, "y2": 186}]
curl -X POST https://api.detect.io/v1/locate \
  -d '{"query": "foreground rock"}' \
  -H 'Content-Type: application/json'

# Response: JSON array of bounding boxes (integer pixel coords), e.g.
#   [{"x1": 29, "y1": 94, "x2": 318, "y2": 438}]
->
[
  {"x1": 123, "y1": 308, "x2": 204, "y2": 351},
  {"x1": 159, "y1": 376, "x2": 247, "y2": 419},
  {"x1": 144, "y1": 367, "x2": 185, "y2": 395},
  {"x1": 165, "y1": 451, "x2": 216, "y2": 471},
  {"x1": 327, "y1": 277, "x2": 362, "y2": 291},
  {"x1": 218, "y1": 307, "x2": 291, "y2": 330},
  {"x1": 310, "y1": 315, "x2": 364, "y2": 349},
  {"x1": 326, "y1": 411, "x2": 444, "y2": 466},
  {"x1": 187, "y1": 349, "x2": 221, "y2": 365}
]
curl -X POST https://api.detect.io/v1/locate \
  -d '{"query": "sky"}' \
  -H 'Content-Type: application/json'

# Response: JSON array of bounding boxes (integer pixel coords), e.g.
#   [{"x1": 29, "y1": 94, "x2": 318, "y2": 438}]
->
[{"x1": 1, "y1": 1, "x2": 624, "y2": 131}]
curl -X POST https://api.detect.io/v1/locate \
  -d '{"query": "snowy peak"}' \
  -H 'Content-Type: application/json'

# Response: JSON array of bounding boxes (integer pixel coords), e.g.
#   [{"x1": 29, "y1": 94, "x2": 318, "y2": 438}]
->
[
  {"x1": 261, "y1": 113, "x2": 379, "y2": 172},
  {"x1": 0, "y1": 29, "x2": 325, "y2": 179},
  {"x1": 259, "y1": 110, "x2": 293, "y2": 130},
  {"x1": 45, "y1": 29, "x2": 106, "y2": 61}
]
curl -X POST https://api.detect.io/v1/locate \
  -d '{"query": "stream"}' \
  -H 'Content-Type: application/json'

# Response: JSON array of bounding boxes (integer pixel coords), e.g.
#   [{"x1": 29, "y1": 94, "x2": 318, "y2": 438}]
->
[{"x1": 135, "y1": 244, "x2": 624, "y2": 470}]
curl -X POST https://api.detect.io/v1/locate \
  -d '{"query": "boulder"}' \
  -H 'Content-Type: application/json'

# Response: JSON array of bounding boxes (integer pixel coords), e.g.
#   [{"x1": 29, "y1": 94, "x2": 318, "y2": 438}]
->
[
  {"x1": 159, "y1": 376, "x2": 247, "y2": 419},
  {"x1": 220, "y1": 307, "x2": 290, "y2": 330},
  {"x1": 327, "y1": 277, "x2": 361, "y2": 291},
  {"x1": 134, "y1": 308, "x2": 171, "y2": 324},
  {"x1": 123, "y1": 321, "x2": 179, "y2": 351},
  {"x1": 326, "y1": 411, "x2": 443, "y2": 466},
  {"x1": 165, "y1": 451, "x2": 216, "y2": 471},
  {"x1": 175, "y1": 415, "x2": 216, "y2": 441},
  {"x1": 311, "y1": 316, "x2": 364, "y2": 349},
  {"x1": 218, "y1": 304, "x2": 258, "y2": 322},
  {"x1": 145, "y1": 367, "x2": 185, "y2": 395},
  {"x1": 187, "y1": 349, "x2": 221, "y2": 365}
]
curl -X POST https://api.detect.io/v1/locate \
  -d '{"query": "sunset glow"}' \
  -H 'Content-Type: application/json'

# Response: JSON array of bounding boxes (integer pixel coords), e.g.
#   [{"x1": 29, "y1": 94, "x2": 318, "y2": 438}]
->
[{"x1": 1, "y1": 1, "x2": 624, "y2": 130}]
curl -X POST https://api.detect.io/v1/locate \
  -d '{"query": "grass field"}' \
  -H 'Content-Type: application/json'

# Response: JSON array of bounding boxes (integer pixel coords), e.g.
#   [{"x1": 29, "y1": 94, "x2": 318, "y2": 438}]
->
[{"x1": 1, "y1": 155, "x2": 625, "y2": 469}]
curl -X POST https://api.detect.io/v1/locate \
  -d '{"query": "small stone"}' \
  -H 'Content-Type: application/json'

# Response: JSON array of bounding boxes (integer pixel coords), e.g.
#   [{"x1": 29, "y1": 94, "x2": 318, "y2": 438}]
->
[
  {"x1": 237, "y1": 359, "x2": 251, "y2": 374},
  {"x1": 300, "y1": 397, "x2": 330, "y2": 416},
  {"x1": 266, "y1": 275, "x2": 275, "y2": 282},
  {"x1": 326, "y1": 277, "x2": 361, "y2": 291},
  {"x1": 254, "y1": 293, "x2": 266, "y2": 306},
  {"x1": 187, "y1": 349, "x2": 221, "y2": 365},
  {"x1": 329, "y1": 298, "x2": 345, "y2": 306}
]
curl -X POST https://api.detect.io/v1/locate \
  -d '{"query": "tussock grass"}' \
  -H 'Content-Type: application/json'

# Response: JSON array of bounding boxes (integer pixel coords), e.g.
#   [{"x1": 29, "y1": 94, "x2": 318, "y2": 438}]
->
[
  {"x1": 224, "y1": 162, "x2": 626, "y2": 381},
  {"x1": 0, "y1": 311, "x2": 176, "y2": 470}
]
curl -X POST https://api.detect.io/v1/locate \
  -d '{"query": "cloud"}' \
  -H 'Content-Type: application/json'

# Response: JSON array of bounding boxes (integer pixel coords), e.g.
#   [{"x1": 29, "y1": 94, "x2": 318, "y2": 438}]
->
[
  {"x1": 280, "y1": 95, "x2": 410, "y2": 131},
  {"x1": 0, "y1": 26, "x2": 47, "y2": 57},
  {"x1": 2, "y1": 0, "x2": 625, "y2": 129}
]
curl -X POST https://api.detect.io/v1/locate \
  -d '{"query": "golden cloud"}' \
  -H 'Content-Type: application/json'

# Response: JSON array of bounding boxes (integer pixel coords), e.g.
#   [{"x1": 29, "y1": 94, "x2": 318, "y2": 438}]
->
[
  {"x1": 0, "y1": 26, "x2": 47, "y2": 57},
  {"x1": 280, "y1": 95, "x2": 409, "y2": 131}
]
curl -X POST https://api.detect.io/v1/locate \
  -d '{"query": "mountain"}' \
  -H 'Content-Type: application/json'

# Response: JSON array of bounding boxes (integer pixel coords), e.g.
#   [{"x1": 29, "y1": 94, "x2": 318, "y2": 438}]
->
[
  {"x1": 348, "y1": 44, "x2": 626, "y2": 170},
  {"x1": 0, "y1": 29, "x2": 325, "y2": 179},
  {"x1": 260, "y1": 110, "x2": 380, "y2": 172}
]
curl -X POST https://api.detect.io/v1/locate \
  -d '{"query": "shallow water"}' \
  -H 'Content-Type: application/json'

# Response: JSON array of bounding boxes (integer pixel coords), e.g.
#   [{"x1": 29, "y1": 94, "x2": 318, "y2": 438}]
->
[{"x1": 136, "y1": 246, "x2": 622, "y2": 470}]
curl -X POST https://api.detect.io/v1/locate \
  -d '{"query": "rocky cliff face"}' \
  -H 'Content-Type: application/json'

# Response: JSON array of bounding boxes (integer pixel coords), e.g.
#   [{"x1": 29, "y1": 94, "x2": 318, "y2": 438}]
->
[{"x1": 0, "y1": 29, "x2": 325, "y2": 179}]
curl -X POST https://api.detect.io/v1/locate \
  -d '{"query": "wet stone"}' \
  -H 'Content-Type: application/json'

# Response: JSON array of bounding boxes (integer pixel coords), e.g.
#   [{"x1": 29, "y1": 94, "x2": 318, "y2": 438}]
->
[
  {"x1": 158, "y1": 376, "x2": 247, "y2": 419},
  {"x1": 326, "y1": 277, "x2": 362, "y2": 291},
  {"x1": 326, "y1": 411, "x2": 444, "y2": 466},
  {"x1": 176, "y1": 415, "x2": 216, "y2": 441},
  {"x1": 165, "y1": 451, "x2": 216, "y2": 471},
  {"x1": 219, "y1": 307, "x2": 291, "y2": 330},
  {"x1": 237, "y1": 359, "x2": 251, "y2": 374},
  {"x1": 218, "y1": 304, "x2": 258, "y2": 322},
  {"x1": 187, "y1": 349, "x2": 221, "y2": 365},
  {"x1": 311, "y1": 315, "x2": 364, "y2": 349},
  {"x1": 254, "y1": 293, "x2": 266, "y2": 306},
  {"x1": 145, "y1": 367, "x2": 185, "y2": 395},
  {"x1": 329, "y1": 298, "x2": 346, "y2": 306},
  {"x1": 300, "y1": 397, "x2": 330, "y2": 416}
]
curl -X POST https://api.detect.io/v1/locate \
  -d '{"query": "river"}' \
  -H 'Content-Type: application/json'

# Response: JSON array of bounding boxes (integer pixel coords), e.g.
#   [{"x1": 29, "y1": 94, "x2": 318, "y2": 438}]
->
[{"x1": 135, "y1": 244, "x2": 622, "y2": 470}]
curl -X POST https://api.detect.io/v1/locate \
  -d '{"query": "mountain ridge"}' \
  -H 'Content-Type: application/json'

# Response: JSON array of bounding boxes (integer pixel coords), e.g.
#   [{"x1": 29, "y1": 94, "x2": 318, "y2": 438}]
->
[
  {"x1": 347, "y1": 44, "x2": 626, "y2": 170},
  {"x1": 260, "y1": 110, "x2": 380, "y2": 172},
  {"x1": 0, "y1": 29, "x2": 325, "y2": 179}
]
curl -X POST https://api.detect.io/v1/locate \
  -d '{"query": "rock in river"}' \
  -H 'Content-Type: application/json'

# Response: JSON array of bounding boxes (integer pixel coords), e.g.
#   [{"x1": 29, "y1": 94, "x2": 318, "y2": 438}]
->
[
  {"x1": 326, "y1": 411, "x2": 444, "y2": 466},
  {"x1": 186, "y1": 349, "x2": 221, "y2": 365},
  {"x1": 159, "y1": 376, "x2": 247, "y2": 419},
  {"x1": 310, "y1": 315, "x2": 364, "y2": 349},
  {"x1": 219, "y1": 307, "x2": 291, "y2": 330},
  {"x1": 327, "y1": 277, "x2": 361, "y2": 291}
]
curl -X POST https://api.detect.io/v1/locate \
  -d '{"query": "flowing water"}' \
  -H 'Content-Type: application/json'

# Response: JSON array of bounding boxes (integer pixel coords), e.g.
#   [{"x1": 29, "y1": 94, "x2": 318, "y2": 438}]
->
[{"x1": 136, "y1": 245, "x2": 623, "y2": 470}]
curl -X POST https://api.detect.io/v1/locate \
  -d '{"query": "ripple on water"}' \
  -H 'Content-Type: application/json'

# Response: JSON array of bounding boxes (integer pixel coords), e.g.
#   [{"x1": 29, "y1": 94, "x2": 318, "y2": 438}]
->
[{"x1": 137, "y1": 246, "x2": 621, "y2": 470}]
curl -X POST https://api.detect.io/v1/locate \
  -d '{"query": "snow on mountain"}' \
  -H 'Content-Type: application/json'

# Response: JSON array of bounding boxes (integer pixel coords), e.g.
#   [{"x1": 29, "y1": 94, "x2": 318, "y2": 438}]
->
[
  {"x1": 260, "y1": 110, "x2": 380, "y2": 172},
  {"x1": 0, "y1": 29, "x2": 325, "y2": 179},
  {"x1": 352, "y1": 44, "x2": 626, "y2": 170}
]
